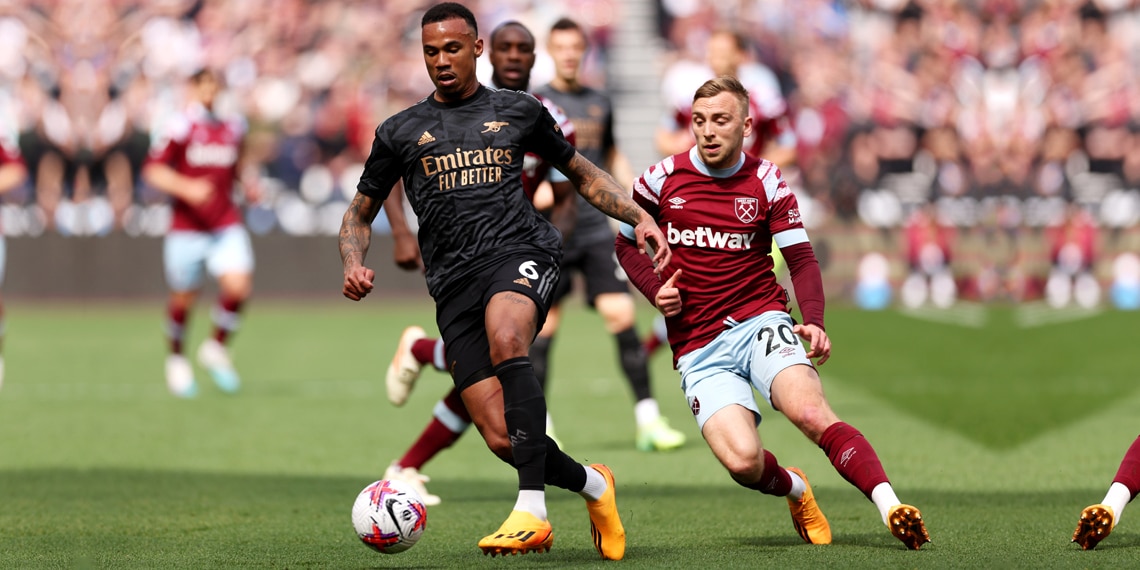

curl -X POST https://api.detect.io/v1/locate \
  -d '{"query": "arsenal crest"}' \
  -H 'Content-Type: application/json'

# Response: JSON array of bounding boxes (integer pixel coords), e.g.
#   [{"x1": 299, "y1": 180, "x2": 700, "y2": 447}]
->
[{"x1": 735, "y1": 197, "x2": 758, "y2": 223}]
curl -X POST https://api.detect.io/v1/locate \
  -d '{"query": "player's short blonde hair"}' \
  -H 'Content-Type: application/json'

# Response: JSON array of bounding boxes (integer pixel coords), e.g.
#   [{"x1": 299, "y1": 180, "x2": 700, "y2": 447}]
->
[{"x1": 693, "y1": 76, "x2": 749, "y2": 116}]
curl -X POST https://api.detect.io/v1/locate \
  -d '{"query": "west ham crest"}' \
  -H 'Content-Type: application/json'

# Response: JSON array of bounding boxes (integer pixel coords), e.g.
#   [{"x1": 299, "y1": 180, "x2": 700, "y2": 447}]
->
[{"x1": 735, "y1": 197, "x2": 758, "y2": 223}]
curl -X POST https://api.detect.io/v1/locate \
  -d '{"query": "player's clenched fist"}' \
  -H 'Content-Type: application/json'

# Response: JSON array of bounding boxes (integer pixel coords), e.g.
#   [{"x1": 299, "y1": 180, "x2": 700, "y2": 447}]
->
[
  {"x1": 654, "y1": 268, "x2": 683, "y2": 317},
  {"x1": 392, "y1": 233, "x2": 424, "y2": 272},
  {"x1": 343, "y1": 265, "x2": 376, "y2": 301}
]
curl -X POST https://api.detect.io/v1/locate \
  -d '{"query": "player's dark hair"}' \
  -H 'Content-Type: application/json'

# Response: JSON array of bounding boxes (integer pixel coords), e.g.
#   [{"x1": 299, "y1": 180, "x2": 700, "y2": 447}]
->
[
  {"x1": 490, "y1": 20, "x2": 534, "y2": 45},
  {"x1": 550, "y1": 17, "x2": 588, "y2": 47},
  {"x1": 898, "y1": 1, "x2": 924, "y2": 23},
  {"x1": 1079, "y1": 1, "x2": 1105, "y2": 22},
  {"x1": 189, "y1": 67, "x2": 216, "y2": 84},
  {"x1": 422, "y1": 2, "x2": 478, "y2": 36},
  {"x1": 693, "y1": 76, "x2": 750, "y2": 115}
]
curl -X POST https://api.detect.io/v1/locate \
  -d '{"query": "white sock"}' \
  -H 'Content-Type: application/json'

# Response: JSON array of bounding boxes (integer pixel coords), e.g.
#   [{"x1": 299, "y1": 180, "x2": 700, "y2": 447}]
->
[
  {"x1": 871, "y1": 482, "x2": 902, "y2": 525},
  {"x1": 432, "y1": 339, "x2": 447, "y2": 371},
  {"x1": 513, "y1": 489, "x2": 547, "y2": 520},
  {"x1": 634, "y1": 398, "x2": 661, "y2": 426},
  {"x1": 1103, "y1": 482, "x2": 1132, "y2": 524},
  {"x1": 578, "y1": 465, "x2": 608, "y2": 501},
  {"x1": 432, "y1": 399, "x2": 470, "y2": 433},
  {"x1": 786, "y1": 468, "x2": 806, "y2": 501},
  {"x1": 652, "y1": 314, "x2": 668, "y2": 342}
]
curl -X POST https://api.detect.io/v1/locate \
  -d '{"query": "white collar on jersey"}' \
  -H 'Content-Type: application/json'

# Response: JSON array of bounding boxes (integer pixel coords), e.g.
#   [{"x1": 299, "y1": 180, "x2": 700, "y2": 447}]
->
[
  {"x1": 688, "y1": 147, "x2": 745, "y2": 178},
  {"x1": 187, "y1": 101, "x2": 219, "y2": 121}
]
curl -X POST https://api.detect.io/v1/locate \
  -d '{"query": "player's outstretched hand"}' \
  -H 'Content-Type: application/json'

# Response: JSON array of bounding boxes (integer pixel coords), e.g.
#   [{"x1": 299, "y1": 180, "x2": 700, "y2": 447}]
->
[
  {"x1": 793, "y1": 323, "x2": 830, "y2": 365},
  {"x1": 634, "y1": 215, "x2": 671, "y2": 272},
  {"x1": 343, "y1": 265, "x2": 375, "y2": 301},
  {"x1": 655, "y1": 269, "x2": 682, "y2": 317}
]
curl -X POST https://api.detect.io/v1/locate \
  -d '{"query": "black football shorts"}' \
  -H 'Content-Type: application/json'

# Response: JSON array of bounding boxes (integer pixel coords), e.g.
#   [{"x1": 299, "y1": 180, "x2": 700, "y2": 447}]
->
[
  {"x1": 552, "y1": 239, "x2": 630, "y2": 306},
  {"x1": 435, "y1": 250, "x2": 560, "y2": 391}
]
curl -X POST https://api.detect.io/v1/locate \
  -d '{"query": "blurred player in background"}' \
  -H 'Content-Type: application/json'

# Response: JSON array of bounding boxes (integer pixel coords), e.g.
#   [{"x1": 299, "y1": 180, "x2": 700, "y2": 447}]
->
[
  {"x1": 900, "y1": 205, "x2": 957, "y2": 309},
  {"x1": 0, "y1": 129, "x2": 29, "y2": 390},
  {"x1": 143, "y1": 68, "x2": 260, "y2": 398},
  {"x1": 617, "y1": 77, "x2": 929, "y2": 549},
  {"x1": 656, "y1": 29, "x2": 795, "y2": 167},
  {"x1": 1045, "y1": 206, "x2": 1099, "y2": 308},
  {"x1": 532, "y1": 16, "x2": 685, "y2": 452},
  {"x1": 1073, "y1": 435, "x2": 1140, "y2": 550},
  {"x1": 341, "y1": 4, "x2": 668, "y2": 558}
]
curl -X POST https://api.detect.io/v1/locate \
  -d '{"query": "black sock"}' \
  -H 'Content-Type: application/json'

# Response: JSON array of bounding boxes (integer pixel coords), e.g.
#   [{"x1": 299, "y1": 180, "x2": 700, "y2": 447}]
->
[
  {"x1": 529, "y1": 336, "x2": 552, "y2": 392},
  {"x1": 542, "y1": 435, "x2": 587, "y2": 492},
  {"x1": 616, "y1": 327, "x2": 652, "y2": 402},
  {"x1": 495, "y1": 357, "x2": 547, "y2": 491}
]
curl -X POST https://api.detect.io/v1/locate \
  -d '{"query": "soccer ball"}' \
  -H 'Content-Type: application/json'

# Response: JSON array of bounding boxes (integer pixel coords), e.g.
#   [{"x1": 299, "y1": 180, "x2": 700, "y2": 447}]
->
[{"x1": 351, "y1": 479, "x2": 428, "y2": 554}]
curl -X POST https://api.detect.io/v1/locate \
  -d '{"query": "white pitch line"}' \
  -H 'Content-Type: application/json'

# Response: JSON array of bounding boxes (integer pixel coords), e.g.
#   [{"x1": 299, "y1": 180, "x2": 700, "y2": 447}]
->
[
  {"x1": 898, "y1": 302, "x2": 989, "y2": 328},
  {"x1": 1015, "y1": 303, "x2": 1103, "y2": 328},
  {"x1": 0, "y1": 379, "x2": 382, "y2": 401}
]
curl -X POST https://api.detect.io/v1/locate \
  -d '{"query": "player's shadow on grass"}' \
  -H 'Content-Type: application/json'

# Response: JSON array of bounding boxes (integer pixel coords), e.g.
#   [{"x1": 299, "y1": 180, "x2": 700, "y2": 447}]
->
[{"x1": 1080, "y1": 532, "x2": 1140, "y2": 551}]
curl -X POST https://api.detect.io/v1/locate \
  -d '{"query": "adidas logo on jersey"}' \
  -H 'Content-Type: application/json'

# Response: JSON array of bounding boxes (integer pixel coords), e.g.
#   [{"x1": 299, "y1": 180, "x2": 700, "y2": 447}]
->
[
  {"x1": 417, "y1": 131, "x2": 436, "y2": 146},
  {"x1": 666, "y1": 222, "x2": 755, "y2": 250},
  {"x1": 513, "y1": 277, "x2": 532, "y2": 288}
]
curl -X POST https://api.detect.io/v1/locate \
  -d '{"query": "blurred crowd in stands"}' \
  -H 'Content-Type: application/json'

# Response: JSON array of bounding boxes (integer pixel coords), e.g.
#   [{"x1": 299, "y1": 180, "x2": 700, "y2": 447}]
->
[
  {"x1": 0, "y1": 0, "x2": 614, "y2": 238},
  {"x1": 657, "y1": 0, "x2": 1140, "y2": 308},
  {"x1": 1, "y1": 0, "x2": 1137, "y2": 307}
]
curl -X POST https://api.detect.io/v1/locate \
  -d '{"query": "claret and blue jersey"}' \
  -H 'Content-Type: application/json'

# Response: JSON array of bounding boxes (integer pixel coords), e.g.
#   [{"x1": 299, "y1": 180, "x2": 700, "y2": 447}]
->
[{"x1": 619, "y1": 148, "x2": 810, "y2": 359}]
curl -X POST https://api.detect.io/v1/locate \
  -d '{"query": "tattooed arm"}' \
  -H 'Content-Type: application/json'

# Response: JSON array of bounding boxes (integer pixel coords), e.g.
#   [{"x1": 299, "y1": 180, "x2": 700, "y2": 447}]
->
[
  {"x1": 559, "y1": 151, "x2": 671, "y2": 271},
  {"x1": 339, "y1": 191, "x2": 383, "y2": 301}
]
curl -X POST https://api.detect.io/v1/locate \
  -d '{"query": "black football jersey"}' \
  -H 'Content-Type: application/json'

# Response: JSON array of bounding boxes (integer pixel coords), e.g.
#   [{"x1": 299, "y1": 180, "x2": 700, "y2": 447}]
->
[
  {"x1": 358, "y1": 85, "x2": 576, "y2": 297},
  {"x1": 533, "y1": 84, "x2": 618, "y2": 246}
]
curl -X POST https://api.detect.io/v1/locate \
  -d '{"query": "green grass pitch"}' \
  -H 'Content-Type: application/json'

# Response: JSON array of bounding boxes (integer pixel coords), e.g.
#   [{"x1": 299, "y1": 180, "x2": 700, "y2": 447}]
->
[{"x1": 0, "y1": 298, "x2": 1137, "y2": 568}]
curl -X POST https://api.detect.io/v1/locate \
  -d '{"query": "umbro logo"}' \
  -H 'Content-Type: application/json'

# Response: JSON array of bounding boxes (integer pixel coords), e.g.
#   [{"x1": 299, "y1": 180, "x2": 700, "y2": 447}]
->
[
  {"x1": 513, "y1": 277, "x2": 532, "y2": 288},
  {"x1": 417, "y1": 131, "x2": 435, "y2": 146},
  {"x1": 839, "y1": 447, "x2": 857, "y2": 467},
  {"x1": 668, "y1": 197, "x2": 686, "y2": 209},
  {"x1": 482, "y1": 121, "x2": 509, "y2": 133}
]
